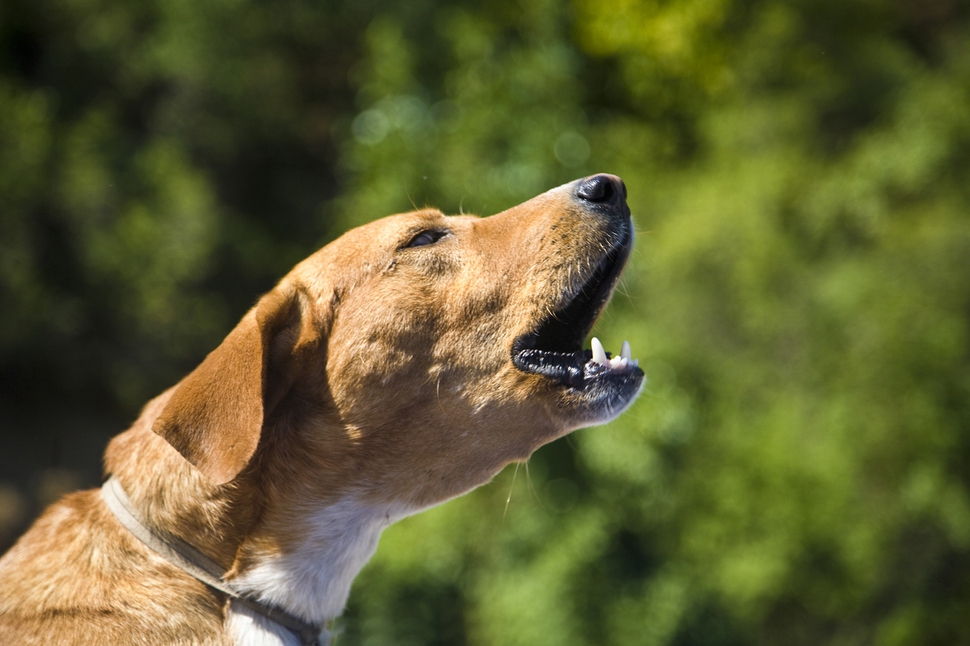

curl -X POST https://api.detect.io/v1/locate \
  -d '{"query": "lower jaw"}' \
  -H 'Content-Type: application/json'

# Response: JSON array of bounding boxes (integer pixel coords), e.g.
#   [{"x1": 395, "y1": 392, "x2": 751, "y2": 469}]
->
[{"x1": 555, "y1": 369, "x2": 646, "y2": 428}]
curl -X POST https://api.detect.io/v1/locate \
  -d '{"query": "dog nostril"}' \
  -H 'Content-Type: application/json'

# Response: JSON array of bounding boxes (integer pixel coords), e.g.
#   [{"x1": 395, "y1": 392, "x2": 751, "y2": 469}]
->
[
  {"x1": 577, "y1": 175, "x2": 613, "y2": 203},
  {"x1": 576, "y1": 174, "x2": 626, "y2": 205}
]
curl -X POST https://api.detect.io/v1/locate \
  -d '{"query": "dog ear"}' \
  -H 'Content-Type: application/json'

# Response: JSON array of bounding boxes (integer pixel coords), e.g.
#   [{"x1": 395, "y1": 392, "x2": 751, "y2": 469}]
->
[{"x1": 152, "y1": 285, "x2": 322, "y2": 485}]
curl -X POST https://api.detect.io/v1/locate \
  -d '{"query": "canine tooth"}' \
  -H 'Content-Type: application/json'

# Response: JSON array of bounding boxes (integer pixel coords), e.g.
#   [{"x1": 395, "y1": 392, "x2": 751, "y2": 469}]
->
[
  {"x1": 620, "y1": 340, "x2": 631, "y2": 361},
  {"x1": 591, "y1": 337, "x2": 608, "y2": 365}
]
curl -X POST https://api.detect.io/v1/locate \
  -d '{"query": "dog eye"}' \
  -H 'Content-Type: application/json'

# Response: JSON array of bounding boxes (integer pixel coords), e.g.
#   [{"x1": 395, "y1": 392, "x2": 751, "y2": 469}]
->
[{"x1": 404, "y1": 229, "x2": 448, "y2": 248}]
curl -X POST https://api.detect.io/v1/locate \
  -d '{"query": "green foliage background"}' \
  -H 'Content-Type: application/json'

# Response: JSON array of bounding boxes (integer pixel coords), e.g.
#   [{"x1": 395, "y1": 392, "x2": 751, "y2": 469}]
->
[{"x1": 2, "y1": 0, "x2": 970, "y2": 643}]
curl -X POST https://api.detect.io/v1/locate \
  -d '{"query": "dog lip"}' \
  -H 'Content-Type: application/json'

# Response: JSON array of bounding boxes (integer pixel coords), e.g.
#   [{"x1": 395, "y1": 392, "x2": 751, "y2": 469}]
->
[
  {"x1": 512, "y1": 347, "x2": 645, "y2": 391},
  {"x1": 512, "y1": 347, "x2": 587, "y2": 388}
]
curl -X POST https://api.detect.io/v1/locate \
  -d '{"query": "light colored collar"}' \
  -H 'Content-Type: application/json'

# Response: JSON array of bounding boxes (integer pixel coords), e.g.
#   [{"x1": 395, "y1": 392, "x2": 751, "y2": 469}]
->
[{"x1": 101, "y1": 476, "x2": 328, "y2": 646}]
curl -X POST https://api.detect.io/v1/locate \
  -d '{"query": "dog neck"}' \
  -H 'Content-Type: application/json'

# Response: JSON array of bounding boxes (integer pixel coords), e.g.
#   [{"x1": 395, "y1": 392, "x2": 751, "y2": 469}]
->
[
  {"x1": 101, "y1": 477, "x2": 326, "y2": 645},
  {"x1": 107, "y1": 436, "x2": 415, "y2": 645},
  {"x1": 228, "y1": 493, "x2": 413, "y2": 623},
  {"x1": 105, "y1": 393, "x2": 423, "y2": 636}
]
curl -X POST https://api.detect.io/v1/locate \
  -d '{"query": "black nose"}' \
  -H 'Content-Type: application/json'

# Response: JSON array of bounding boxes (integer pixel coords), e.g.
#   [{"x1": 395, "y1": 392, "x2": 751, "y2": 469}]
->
[{"x1": 576, "y1": 174, "x2": 628, "y2": 208}]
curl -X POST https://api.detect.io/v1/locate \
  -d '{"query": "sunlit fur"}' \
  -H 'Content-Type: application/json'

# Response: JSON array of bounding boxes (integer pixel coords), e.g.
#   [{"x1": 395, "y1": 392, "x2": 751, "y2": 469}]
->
[{"x1": 0, "y1": 176, "x2": 641, "y2": 645}]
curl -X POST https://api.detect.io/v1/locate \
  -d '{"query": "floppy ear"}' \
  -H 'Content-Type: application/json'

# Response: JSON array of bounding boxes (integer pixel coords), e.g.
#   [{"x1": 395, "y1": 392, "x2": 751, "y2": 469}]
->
[{"x1": 152, "y1": 285, "x2": 322, "y2": 485}]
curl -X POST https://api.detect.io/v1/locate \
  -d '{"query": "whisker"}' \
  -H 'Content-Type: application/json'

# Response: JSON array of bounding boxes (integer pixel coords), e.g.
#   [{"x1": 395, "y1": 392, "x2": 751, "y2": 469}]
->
[
  {"x1": 435, "y1": 376, "x2": 447, "y2": 415},
  {"x1": 503, "y1": 462, "x2": 521, "y2": 520},
  {"x1": 525, "y1": 460, "x2": 544, "y2": 509},
  {"x1": 405, "y1": 183, "x2": 419, "y2": 211}
]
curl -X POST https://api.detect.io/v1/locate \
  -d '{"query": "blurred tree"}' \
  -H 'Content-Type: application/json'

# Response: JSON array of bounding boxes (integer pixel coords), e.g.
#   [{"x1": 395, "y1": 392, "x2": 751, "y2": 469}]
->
[
  {"x1": 2, "y1": 0, "x2": 970, "y2": 644},
  {"x1": 0, "y1": 0, "x2": 377, "y2": 413}
]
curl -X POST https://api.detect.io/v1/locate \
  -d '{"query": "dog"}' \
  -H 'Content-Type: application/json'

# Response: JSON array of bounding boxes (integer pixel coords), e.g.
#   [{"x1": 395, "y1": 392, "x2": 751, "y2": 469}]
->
[{"x1": 0, "y1": 174, "x2": 644, "y2": 645}]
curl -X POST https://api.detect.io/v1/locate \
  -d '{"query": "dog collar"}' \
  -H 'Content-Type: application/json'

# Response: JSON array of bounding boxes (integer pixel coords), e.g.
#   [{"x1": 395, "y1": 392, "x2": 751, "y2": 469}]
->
[{"x1": 101, "y1": 476, "x2": 328, "y2": 646}]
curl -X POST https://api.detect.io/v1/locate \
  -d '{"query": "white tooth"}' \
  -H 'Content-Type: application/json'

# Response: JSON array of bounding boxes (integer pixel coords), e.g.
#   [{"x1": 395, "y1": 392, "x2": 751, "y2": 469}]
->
[
  {"x1": 591, "y1": 337, "x2": 608, "y2": 365},
  {"x1": 620, "y1": 340, "x2": 631, "y2": 361}
]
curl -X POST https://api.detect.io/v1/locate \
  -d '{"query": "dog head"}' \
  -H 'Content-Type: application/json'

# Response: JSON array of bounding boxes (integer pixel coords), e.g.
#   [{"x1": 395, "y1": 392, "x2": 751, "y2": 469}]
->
[{"x1": 152, "y1": 174, "x2": 644, "y2": 509}]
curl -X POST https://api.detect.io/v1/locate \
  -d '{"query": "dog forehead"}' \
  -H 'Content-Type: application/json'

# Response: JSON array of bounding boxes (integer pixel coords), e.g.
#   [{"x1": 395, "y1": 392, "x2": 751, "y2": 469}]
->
[
  {"x1": 284, "y1": 204, "x2": 554, "y2": 307},
  {"x1": 284, "y1": 210, "x2": 443, "y2": 281},
  {"x1": 344, "y1": 209, "x2": 448, "y2": 246}
]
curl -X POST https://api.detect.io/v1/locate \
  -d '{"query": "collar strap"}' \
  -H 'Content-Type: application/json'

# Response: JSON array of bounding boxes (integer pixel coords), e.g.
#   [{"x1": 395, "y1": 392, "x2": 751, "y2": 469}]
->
[{"x1": 101, "y1": 476, "x2": 327, "y2": 646}]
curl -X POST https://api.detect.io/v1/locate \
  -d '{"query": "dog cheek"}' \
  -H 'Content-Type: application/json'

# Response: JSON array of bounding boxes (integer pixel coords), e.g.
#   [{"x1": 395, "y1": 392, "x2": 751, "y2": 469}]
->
[{"x1": 324, "y1": 329, "x2": 436, "y2": 425}]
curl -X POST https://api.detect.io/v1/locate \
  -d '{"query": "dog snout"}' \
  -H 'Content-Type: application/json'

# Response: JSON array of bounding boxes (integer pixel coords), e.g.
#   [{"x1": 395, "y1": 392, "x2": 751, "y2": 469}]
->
[{"x1": 575, "y1": 174, "x2": 629, "y2": 215}]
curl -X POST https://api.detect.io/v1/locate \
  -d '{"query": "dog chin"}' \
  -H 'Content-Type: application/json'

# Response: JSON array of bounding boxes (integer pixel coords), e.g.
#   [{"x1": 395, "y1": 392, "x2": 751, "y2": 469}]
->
[{"x1": 562, "y1": 366, "x2": 646, "y2": 428}]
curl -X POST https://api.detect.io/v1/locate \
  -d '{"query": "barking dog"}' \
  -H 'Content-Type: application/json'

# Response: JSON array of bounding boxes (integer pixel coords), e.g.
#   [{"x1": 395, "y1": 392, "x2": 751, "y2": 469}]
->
[{"x1": 0, "y1": 174, "x2": 644, "y2": 645}]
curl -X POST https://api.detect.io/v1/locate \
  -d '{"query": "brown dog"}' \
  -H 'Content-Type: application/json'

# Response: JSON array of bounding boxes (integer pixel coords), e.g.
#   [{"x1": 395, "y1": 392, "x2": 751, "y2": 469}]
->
[{"x1": 0, "y1": 175, "x2": 643, "y2": 645}]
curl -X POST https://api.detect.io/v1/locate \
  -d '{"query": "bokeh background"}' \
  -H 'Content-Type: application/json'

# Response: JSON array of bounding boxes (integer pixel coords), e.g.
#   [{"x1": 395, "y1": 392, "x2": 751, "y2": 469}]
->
[{"x1": 2, "y1": 0, "x2": 970, "y2": 643}]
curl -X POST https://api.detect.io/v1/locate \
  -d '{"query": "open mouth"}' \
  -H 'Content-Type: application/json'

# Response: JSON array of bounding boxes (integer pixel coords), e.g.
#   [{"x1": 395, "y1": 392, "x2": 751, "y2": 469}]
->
[{"x1": 511, "y1": 226, "x2": 642, "y2": 389}]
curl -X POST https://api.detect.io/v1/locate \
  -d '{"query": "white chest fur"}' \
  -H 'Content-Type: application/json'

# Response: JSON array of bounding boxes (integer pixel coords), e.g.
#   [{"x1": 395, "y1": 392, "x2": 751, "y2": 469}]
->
[{"x1": 226, "y1": 496, "x2": 414, "y2": 646}]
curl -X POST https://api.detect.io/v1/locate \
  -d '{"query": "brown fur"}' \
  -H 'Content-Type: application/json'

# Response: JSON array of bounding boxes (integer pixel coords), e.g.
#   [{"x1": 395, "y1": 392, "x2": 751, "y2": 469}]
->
[{"x1": 0, "y1": 176, "x2": 640, "y2": 645}]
